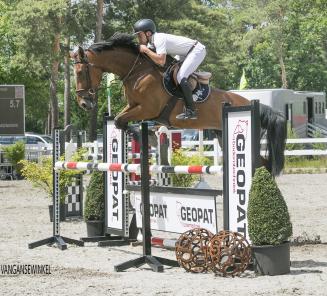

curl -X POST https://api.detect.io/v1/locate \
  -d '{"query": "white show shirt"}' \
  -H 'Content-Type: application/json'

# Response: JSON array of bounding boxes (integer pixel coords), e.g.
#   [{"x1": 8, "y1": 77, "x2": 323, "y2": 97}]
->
[
  {"x1": 148, "y1": 32, "x2": 206, "y2": 83},
  {"x1": 149, "y1": 33, "x2": 196, "y2": 58}
]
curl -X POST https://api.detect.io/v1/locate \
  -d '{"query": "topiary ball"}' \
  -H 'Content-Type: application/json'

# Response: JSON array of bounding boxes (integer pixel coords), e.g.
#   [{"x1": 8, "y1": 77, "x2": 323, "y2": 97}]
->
[
  {"x1": 208, "y1": 230, "x2": 251, "y2": 277},
  {"x1": 175, "y1": 228, "x2": 213, "y2": 273}
]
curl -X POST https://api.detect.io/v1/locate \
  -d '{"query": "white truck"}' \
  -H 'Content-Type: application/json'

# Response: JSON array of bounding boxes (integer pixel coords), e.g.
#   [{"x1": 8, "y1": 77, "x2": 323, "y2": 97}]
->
[{"x1": 230, "y1": 89, "x2": 327, "y2": 137}]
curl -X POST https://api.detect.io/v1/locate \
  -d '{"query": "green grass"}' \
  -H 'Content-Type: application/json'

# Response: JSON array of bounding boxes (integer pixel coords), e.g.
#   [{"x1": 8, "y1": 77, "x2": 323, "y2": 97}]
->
[
  {"x1": 285, "y1": 156, "x2": 327, "y2": 168},
  {"x1": 285, "y1": 156, "x2": 327, "y2": 169}
]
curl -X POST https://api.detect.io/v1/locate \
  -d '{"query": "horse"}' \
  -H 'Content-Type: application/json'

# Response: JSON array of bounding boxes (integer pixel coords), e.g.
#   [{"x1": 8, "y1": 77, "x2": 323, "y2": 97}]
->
[{"x1": 71, "y1": 33, "x2": 287, "y2": 176}]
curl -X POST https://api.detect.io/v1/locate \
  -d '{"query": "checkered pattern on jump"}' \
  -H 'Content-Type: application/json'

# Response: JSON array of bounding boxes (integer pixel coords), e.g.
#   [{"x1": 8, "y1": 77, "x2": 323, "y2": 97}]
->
[
  {"x1": 158, "y1": 173, "x2": 171, "y2": 186},
  {"x1": 55, "y1": 161, "x2": 223, "y2": 174},
  {"x1": 65, "y1": 176, "x2": 82, "y2": 217}
]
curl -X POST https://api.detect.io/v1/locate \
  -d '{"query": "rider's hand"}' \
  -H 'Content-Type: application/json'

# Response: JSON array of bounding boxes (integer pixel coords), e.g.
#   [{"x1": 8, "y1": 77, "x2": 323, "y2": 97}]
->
[{"x1": 139, "y1": 45, "x2": 149, "y2": 54}]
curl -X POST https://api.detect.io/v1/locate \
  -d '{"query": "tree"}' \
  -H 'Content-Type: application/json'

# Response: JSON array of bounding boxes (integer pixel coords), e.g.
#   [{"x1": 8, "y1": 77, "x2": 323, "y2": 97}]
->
[
  {"x1": 9, "y1": 0, "x2": 68, "y2": 131},
  {"x1": 89, "y1": 0, "x2": 104, "y2": 142}
]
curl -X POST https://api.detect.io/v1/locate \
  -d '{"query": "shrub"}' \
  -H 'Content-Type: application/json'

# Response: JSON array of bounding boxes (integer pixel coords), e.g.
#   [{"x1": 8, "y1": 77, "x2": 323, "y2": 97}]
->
[
  {"x1": 20, "y1": 157, "x2": 53, "y2": 198},
  {"x1": 170, "y1": 148, "x2": 211, "y2": 187},
  {"x1": 248, "y1": 166, "x2": 292, "y2": 245},
  {"x1": 3, "y1": 141, "x2": 25, "y2": 176},
  {"x1": 84, "y1": 171, "x2": 105, "y2": 221},
  {"x1": 19, "y1": 148, "x2": 86, "y2": 204}
]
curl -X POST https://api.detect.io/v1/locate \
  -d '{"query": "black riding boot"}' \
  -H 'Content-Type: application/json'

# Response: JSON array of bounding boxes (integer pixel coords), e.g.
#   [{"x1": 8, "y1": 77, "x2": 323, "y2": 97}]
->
[{"x1": 176, "y1": 78, "x2": 197, "y2": 120}]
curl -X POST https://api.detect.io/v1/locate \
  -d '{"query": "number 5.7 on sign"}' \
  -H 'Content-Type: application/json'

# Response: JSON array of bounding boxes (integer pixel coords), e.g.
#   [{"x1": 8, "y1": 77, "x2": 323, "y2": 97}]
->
[{"x1": 10, "y1": 99, "x2": 20, "y2": 108}]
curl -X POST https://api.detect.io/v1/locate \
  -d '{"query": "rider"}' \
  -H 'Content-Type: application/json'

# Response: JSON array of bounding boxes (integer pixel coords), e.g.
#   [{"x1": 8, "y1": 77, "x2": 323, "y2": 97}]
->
[{"x1": 133, "y1": 19, "x2": 206, "y2": 120}]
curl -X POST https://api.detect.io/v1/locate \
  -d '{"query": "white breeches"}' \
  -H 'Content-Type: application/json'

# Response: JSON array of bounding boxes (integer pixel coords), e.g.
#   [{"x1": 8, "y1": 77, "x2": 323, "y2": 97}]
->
[{"x1": 176, "y1": 42, "x2": 206, "y2": 84}]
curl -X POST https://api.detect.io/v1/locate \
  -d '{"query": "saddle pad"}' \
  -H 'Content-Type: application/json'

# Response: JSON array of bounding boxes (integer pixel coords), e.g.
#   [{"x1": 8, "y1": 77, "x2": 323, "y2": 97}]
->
[{"x1": 163, "y1": 69, "x2": 211, "y2": 103}]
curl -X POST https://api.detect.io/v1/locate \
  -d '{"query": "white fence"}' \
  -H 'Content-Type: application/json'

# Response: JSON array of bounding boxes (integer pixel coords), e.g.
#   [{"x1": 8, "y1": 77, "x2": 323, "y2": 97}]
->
[
  {"x1": 1, "y1": 136, "x2": 326, "y2": 179},
  {"x1": 81, "y1": 137, "x2": 327, "y2": 167},
  {"x1": 184, "y1": 137, "x2": 327, "y2": 160}
]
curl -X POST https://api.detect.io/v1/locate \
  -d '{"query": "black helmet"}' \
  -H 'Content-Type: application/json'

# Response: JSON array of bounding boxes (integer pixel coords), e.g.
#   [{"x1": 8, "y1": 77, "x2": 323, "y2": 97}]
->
[{"x1": 133, "y1": 19, "x2": 156, "y2": 34}]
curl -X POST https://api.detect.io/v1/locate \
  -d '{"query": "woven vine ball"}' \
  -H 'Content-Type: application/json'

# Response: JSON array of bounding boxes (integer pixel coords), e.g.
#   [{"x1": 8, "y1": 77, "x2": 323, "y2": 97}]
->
[
  {"x1": 208, "y1": 230, "x2": 251, "y2": 277},
  {"x1": 175, "y1": 228, "x2": 213, "y2": 273}
]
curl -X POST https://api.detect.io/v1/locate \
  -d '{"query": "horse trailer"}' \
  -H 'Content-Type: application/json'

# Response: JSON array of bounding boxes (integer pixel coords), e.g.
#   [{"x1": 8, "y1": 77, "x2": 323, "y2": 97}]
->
[{"x1": 230, "y1": 89, "x2": 327, "y2": 137}]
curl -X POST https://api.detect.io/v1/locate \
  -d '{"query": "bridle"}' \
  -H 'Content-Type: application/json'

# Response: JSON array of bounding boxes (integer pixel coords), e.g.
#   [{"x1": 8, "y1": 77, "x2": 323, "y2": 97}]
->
[
  {"x1": 74, "y1": 49, "x2": 142, "y2": 103},
  {"x1": 74, "y1": 55, "x2": 99, "y2": 98}
]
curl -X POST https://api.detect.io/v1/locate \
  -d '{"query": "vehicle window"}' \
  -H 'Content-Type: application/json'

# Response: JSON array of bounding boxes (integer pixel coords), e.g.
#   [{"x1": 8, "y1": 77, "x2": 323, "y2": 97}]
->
[
  {"x1": 41, "y1": 135, "x2": 53, "y2": 143},
  {"x1": 15, "y1": 136, "x2": 26, "y2": 143},
  {"x1": 0, "y1": 136, "x2": 14, "y2": 145},
  {"x1": 26, "y1": 136, "x2": 42, "y2": 144},
  {"x1": 182, "y1": 130, "x2": 199, "y2": 140}
]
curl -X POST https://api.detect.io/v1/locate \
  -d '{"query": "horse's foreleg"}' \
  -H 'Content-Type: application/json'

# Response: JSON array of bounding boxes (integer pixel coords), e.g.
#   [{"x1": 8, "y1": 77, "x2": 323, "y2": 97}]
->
[
  {"x1": 115, "y1": 105, "x2": 157, "y2": 127},
  {"x1": 114, "y1": 105, "x2": 134, "y2": 130}
]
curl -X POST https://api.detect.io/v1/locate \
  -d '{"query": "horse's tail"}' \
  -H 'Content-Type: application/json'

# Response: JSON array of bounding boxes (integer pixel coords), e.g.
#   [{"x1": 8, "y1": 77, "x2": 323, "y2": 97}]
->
[{"x1": 259, "y1": 103, "x2": 287, "y2": 176}]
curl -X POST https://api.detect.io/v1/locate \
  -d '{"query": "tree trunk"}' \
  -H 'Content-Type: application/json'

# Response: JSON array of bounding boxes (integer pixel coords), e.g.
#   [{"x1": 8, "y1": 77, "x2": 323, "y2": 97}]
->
[
  {"x1": 64, "y1": 36, "x2": 71, "y2": 141},
  {"x1": 89, "y1": 0, "x2": 104, "y2": 142},
  {"x1": 49, "y1": 32, "x2": 60, "y2": 132},
  {"x1": 47, "y1": 103, "x2": 52, "y2": 135},
  {"x1": 278, "y1": 45, "x2": 288, "y2": 89}
]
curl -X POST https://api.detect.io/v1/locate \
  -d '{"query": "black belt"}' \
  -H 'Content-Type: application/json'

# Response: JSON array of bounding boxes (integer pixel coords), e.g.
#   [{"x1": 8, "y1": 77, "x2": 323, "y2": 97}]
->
[{"x1": 186, "y1": 41, "x2": 198, "y2": 56}]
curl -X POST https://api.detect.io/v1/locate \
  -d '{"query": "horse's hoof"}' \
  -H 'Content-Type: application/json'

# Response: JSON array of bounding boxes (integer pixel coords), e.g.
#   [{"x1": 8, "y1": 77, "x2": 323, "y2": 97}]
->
[{"x1": 114, "y1": 118, "x2": 127, "y2": 130}]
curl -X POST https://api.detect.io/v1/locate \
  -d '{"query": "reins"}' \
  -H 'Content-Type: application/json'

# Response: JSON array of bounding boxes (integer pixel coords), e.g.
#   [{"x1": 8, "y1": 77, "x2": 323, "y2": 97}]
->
[{"x1": 121, "y1": 52, "x2": 141, "y2": 84}]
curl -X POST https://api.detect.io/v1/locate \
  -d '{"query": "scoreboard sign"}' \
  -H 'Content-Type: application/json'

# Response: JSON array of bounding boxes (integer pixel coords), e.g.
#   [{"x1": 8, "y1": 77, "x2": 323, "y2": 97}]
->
[{"x1": 0, "y1": 85, "x2": 25, "y2": 135}]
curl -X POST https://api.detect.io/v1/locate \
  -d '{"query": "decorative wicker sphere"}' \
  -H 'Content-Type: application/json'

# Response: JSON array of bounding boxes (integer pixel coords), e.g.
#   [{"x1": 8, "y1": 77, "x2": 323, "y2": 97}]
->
[
  {"x1": 208, "y1": 230, "x2": 251, "y2": 277},
  {"x1": 175, "y1": 228, "x2": 213, "y2": 273}
]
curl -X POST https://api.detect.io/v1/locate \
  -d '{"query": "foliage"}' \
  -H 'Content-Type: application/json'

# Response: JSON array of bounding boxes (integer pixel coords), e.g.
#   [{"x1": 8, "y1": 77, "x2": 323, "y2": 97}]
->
[
  {"x1": 2, "y1": 141, "x2": 25, "y2": 175},
  {"x1": 84, "y1": 171, "x2": 105, "y2": 221},
  {"x1": 170, "y1": 148, "x2": 211, "y2": 187},
  {"x1": 19, "y1": 157, "x2": 53, "y2": 199},
  {"x1": 312, "y1": 130, "x2": 327, "y2": 151},
  {"x1": 284, "y1": 157, "x2": 327, "y2": 171},
  {"x1": 19, "y1": 148, "x2": 86, "y2": 203},
  {"x1": 248, "y1": 166, "x2": 292, "y2": 245}
]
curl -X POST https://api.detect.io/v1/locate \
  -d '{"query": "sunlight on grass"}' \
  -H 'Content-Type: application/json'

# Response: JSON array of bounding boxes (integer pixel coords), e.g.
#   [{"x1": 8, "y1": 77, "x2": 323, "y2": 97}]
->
[{"x1": 285, "y1": 156, "x2": 327, "y2": 169}]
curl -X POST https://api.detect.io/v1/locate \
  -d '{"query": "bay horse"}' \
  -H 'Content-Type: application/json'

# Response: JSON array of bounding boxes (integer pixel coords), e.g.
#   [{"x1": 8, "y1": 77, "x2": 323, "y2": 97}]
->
[{"x1": 71, "y1": 33, "x2": 287, "y2": 176}]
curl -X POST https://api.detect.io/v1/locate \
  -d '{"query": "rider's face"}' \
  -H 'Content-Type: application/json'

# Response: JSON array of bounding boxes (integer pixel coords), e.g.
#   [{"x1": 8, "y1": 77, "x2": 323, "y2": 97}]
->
[{"x1": 137, "y1": 32, "x2": 148, "y2": 45}]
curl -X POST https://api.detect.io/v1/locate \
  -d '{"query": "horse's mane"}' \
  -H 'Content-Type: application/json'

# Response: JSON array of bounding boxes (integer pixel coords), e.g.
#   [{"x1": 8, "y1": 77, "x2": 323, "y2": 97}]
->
[{"x1": 88, "y1": 33, "x2": 139, "y2": 54}]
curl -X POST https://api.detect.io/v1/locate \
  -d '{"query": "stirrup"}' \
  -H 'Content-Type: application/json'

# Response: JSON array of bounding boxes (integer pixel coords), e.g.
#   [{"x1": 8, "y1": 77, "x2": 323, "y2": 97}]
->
[{"x1": 176, "y1": 109, "x2": 197, "y2": 120}]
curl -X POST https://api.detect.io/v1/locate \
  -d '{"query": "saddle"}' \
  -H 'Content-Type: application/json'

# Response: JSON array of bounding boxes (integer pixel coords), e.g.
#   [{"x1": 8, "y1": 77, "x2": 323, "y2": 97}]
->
[
  {"x1": 171, "y1": 62, "x2": 212, "y2": 91},
  {"x1": 163, "y1": 62, "x2": 211, "y2": 103}
]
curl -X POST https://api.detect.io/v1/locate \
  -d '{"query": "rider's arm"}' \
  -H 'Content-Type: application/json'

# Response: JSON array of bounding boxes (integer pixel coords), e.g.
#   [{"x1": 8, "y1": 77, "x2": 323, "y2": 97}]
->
[{"x1": 139, "y1": 45, "x2": 166, "y2": 66}]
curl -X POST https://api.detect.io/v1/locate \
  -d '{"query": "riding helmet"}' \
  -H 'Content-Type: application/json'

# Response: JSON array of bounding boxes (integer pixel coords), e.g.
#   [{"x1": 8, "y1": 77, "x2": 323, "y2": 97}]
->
[{"x1": 133, "y1": 19, "x2": 156, "y2": 34}]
